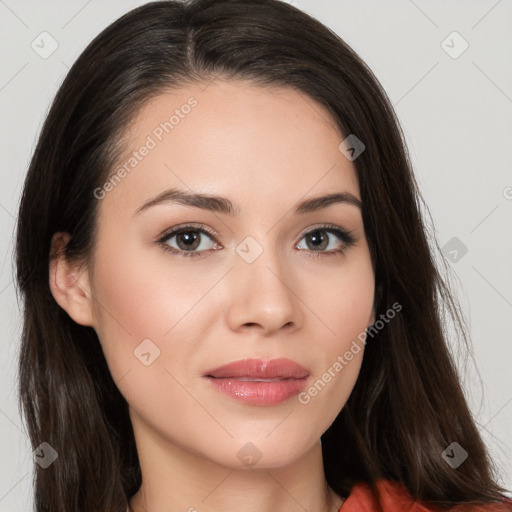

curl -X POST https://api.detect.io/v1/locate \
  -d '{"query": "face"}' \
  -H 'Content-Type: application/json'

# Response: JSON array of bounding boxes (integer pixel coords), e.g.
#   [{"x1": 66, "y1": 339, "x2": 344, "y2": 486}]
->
[{"x1": 84, "y1": 80, "x2": 375, "y2": 469}]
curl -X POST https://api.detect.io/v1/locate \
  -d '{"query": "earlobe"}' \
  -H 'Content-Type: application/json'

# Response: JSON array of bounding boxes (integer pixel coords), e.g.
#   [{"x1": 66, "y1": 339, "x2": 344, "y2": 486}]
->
[{"x1": 48, "y1": 232, "x2": 96, "y2": 327}]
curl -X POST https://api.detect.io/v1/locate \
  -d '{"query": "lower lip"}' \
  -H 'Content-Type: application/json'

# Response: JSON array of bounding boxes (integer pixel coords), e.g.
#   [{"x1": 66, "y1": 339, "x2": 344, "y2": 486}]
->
[{"x1": 205, "y1": 377, "x2": 308, "y2": 406}]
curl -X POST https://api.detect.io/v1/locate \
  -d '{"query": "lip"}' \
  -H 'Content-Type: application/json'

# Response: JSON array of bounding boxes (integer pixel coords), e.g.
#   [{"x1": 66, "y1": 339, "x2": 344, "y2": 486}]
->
[
  {"x1": 204, "y1": 358, "x2": 310, "y2": 379},
  {"x1": 203, "y1": 358, "x2": 310, "y2": 406}
]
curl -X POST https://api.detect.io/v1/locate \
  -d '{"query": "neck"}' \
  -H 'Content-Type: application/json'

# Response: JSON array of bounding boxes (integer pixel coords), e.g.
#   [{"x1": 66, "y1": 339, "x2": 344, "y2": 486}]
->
[{"x1": 128, "y1": 411, "x2": 345, "y2": 512}]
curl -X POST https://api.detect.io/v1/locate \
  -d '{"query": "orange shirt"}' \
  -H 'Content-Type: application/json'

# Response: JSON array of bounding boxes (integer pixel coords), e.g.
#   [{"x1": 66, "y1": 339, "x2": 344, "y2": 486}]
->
[
  {"x1": 125, "y1": 480, "x2": 512, "y2": 511},
  {"x1": 339, "y1": 479, "x2": 512, "y2": 511}
]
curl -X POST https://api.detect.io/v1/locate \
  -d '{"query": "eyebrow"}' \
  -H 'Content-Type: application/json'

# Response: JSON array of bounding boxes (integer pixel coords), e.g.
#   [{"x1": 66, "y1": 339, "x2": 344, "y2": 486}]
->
[{"x1": 133, "y1": 187, "x2": 362, "y2": 217}]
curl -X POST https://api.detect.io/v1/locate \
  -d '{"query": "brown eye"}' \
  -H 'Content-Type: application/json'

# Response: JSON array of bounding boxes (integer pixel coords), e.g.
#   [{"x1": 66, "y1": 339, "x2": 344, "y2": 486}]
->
[
  {"x1": 172, "y1": 230, "x2": 202, "y2": 251},
  {"x1": 296, "y1": 225, "x2": 356, "y2": 256},
  {"x1": 157, "y1": 224, "x2": 221, "y2": 258},
  {"x1": 304, "y1": 230, "x2": 330, "y2": 251}
]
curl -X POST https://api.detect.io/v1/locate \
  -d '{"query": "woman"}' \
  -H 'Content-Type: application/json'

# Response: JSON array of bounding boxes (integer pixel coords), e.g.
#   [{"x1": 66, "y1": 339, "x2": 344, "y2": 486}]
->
[{"x1": 14, "y1": 0, "x2": 511, "y2": 511}]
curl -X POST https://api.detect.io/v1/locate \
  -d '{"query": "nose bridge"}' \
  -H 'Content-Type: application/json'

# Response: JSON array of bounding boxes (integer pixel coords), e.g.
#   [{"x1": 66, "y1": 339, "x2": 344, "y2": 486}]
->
[{"x1": 225, "y1": 233, "x2": 303, "y2": 334}]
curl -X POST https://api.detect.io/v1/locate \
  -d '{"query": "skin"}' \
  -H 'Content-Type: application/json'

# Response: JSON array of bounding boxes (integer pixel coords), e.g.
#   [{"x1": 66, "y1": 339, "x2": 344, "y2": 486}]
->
[{"x1": 49, "y1": 79, "x2": 376, "y2": 512}]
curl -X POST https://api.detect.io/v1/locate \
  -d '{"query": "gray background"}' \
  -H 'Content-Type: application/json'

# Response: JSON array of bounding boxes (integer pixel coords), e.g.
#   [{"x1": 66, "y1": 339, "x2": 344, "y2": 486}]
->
[{"x1": 1, "y1": 0, "x2": 511, "y2": 509}]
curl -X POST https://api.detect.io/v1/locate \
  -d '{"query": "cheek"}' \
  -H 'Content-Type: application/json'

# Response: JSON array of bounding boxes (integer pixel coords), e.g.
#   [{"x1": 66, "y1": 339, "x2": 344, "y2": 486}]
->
[
  {"x1": 306, "y1": 255, "x2": 375, "y2": 349},
  {"x1": 298, "y1": 255, "x2": 374, "y2": 407},
  {"x1": 89, "y1": 235, "x2": 200, "y2": 377}
]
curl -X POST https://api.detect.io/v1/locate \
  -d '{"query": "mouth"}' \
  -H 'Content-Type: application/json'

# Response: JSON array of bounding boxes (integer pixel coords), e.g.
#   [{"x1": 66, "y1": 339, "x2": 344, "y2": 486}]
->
[
  {"x1": 207, "y1": 376, "x2": 293, "y2": 382},
  {"x1": 203, "y1": 357, "x2": 310, "y2": 380},
  {"x1": 203, "y1": 358, "x2": 310, "y2": 406}
]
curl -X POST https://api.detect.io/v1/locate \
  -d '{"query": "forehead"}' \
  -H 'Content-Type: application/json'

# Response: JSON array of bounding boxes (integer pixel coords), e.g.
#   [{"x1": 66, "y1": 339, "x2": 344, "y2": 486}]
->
[{"x1": 101, "y1": 79, "x2": 360, "y2": 216}]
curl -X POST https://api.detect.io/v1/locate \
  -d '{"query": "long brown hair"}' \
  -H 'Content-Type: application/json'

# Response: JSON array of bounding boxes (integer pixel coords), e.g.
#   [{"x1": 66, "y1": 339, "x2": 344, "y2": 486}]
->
[{"x1": 15, "y1": 1, "x2": 510, "y2": 510}]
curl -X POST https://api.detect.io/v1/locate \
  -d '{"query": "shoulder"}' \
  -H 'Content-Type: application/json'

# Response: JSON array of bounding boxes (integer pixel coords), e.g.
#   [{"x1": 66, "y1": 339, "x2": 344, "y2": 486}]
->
[{"x1": 339, "y1": 479, "x2": 512, "y2": 512}]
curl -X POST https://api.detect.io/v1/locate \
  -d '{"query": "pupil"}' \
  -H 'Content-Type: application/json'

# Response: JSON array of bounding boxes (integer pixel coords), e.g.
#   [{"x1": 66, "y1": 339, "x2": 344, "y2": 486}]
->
[
  {"x1": 309, "y1": 231, "x2": 326, "y2": 249},
  {"x1": 179, "y1": 232, "x2": 199, "y2": 249},
  {"x1": 183, "y1": 233, "x2": 194, "y2": 244}
]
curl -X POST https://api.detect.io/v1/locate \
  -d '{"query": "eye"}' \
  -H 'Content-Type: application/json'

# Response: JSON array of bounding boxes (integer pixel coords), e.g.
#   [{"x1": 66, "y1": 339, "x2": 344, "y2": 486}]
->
[
  {"x1": 156, "y1": 223, "x2": 357, "y2": 259},
  {"x1": 295, "y1": 225, "x2": 357, "y2": 257},
  {"x1": 157, "y1": 224, "x2": 221, "y2": 258}
]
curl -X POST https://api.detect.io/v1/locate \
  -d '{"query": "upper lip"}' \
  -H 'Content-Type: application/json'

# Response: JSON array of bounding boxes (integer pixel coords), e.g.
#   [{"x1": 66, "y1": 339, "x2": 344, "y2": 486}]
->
[{"x1": 204, "y1": 358, "x2": 310, "y2": 379}]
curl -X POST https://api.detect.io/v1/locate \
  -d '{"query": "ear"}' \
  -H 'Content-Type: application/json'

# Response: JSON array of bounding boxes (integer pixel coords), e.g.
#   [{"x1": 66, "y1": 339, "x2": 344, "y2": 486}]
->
[{"x1": 48, "y1": 232, "x2": 96, "y2": 327}]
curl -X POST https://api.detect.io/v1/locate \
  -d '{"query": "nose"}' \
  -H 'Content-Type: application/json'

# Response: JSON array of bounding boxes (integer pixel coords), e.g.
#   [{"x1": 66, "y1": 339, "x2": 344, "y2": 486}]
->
[{"x1": 225, "y1": 242, "x2": 304, "y2": 336}]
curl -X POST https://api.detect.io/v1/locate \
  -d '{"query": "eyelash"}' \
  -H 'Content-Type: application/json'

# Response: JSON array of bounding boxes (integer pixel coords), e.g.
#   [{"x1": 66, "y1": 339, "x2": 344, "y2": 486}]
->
[{"x1": 156, "y1": 223, "x2": 357, "y2": 259}]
